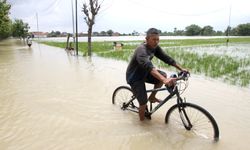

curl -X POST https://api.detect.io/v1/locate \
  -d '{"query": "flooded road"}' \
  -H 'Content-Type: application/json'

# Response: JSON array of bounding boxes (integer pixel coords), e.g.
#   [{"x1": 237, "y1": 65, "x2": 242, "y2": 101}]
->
[{"x1": 0, "y1": 39, "x2": 250, "y2": 150}]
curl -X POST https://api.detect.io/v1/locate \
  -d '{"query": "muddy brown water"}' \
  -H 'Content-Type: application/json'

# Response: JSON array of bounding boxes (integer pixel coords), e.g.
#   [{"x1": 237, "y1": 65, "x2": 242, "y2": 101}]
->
[{"x1": 0, "y1": 39, "x2": 249, "y2": 150}]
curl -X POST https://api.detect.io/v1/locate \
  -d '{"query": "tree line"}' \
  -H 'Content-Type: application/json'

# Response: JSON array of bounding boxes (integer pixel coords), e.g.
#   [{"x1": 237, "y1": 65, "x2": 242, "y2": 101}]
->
[
  {"x1": 46, "y1": 22, "x2": 250, "y2": 38},
  {"x1": 91, "y1": 24, "x2": 250, "y2": 37},
  {"x1": 160, "y1": 24, "x2": 250, "y2": 36},
  {"x1": 0, "y1": 0, "x2": 29, "y2": 40}
]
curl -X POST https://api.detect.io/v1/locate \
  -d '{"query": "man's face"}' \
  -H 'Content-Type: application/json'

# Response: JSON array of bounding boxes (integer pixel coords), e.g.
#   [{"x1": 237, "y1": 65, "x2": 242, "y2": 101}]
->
[{"x1": 146, "y1": 34, "x2": 159, "y2": 49}]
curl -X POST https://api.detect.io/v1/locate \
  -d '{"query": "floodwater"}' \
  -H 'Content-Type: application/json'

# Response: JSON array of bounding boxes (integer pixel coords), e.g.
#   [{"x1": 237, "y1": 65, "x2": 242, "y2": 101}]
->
[{"x1": 0, "y1": 39, "x2": 250, "y2": 150}]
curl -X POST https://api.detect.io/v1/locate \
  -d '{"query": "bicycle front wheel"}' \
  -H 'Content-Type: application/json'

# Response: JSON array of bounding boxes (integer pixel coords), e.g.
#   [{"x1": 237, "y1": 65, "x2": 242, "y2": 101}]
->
[
  {"x1": 165, "y1": 103, "x2": 219, "y2": 141},
  {"x1": 112, "y1": 86, "x2": 138, "y2": 110}
]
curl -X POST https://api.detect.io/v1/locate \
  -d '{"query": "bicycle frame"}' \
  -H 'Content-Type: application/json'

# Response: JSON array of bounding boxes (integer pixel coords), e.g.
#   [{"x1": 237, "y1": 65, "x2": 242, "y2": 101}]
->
[
  {"x1": 146, "y1": 85, "x2": 181, "y2": 115},
  {"x1": 124, "y1": 73, "x2": 189, "y2": 115},
  {"x1": 123, "y1": 84, "x2": 183, "y2": 115}
]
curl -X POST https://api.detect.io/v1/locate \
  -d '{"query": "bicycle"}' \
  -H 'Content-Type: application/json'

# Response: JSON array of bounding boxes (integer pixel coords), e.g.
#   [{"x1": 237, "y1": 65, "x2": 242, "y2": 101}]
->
[{"x1": 112, "y1": 71, "x2": 219, "y2": 141}]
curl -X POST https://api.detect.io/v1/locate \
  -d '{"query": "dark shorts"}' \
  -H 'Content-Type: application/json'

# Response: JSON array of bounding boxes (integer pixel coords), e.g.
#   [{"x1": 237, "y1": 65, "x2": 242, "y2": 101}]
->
[{"x1": 129, "y1": 70, "x2": 166, "y2": 105}]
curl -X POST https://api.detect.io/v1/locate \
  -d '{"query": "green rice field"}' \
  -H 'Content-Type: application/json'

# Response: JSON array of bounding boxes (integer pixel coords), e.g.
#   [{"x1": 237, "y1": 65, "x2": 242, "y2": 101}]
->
[{"x1": 42, "y1": 37, "x2": 250, "y2": 87}]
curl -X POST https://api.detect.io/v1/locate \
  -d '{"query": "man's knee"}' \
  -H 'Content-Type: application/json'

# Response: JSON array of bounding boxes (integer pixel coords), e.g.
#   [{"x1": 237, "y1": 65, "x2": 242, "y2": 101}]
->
[{"x1": 159, "y1": 70, "x2": 167, "y2": 78}]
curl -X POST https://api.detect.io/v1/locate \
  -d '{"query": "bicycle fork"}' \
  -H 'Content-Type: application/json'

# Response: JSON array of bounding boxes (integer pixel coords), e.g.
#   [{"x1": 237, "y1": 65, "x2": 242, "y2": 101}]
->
[{"x1": 178, "y1": 98, "x2": 193, "y2": 130}]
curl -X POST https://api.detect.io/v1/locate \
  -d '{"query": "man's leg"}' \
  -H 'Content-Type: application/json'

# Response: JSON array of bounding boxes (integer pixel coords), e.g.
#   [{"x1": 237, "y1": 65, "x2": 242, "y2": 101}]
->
[
  {"x1": 130, "y1": 81, "x2": 148, "y2": 121},
  {"x1": 147, "y1": 70, "x2": 167, "y2": 103},
  {"x1": 139, "y1": 104, "x2": 147, "y2": 121},
  {"x1": 148, "y1": 82, "x2": 163, "y2": 103}
]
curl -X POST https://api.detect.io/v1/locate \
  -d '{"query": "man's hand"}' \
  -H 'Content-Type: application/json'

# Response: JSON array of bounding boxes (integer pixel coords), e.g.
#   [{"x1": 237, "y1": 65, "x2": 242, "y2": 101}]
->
[
  {"x1": 173, "y1": 64, "x2": 189, "y2": 74},
  {"x1": 163, "y1": 78, "x2": 177, "y2": 87},
  {"x1": 181, "y1": 68, "x2": 189, "y2": 74},
  {"x1": 150, "y1": 68, "x2": 177, "y2": 86}
]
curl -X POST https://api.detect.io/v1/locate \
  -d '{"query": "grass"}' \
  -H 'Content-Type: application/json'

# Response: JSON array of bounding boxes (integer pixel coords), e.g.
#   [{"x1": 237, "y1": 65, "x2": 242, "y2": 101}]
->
[
  {"x1": 41, "y1": 37, "x2": 250, "y2": 87},
  {"x1": 160, "y1": 48, "x2": 250, "y2": 87}
]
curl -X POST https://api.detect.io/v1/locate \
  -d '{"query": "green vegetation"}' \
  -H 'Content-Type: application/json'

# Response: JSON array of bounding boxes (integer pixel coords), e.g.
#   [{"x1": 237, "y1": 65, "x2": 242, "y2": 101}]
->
[
  {"x1": 42, "y1": 37, "x2": 250, "y2": 53},
  {"x1": 11, "y1": 19, "x2": 30, "y2": 39},
  {"x1": 0, "y1": 1, "x2": 30, "y2": 40},
  {"x1": 0, "y1": 0, "x2": 12, "y2": 40},
  {"x1": 159, "y1": 48, "x2": 250, "y2": 87},
  {"x1": 172, "y1": 23, "x2": 250, "y2": 36},
  {"x1": 42, "y1": 37, "x2": 250, "y2": 87}
]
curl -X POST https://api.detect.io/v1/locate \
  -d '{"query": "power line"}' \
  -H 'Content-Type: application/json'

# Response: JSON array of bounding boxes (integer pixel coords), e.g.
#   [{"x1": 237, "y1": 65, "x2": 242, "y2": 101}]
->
[
  {"x1": 37, "y1": 0, "x2": 62, "y2": 15},
  {"x1": 127, "y1": 0, "x2": 228, "y2": 16}
]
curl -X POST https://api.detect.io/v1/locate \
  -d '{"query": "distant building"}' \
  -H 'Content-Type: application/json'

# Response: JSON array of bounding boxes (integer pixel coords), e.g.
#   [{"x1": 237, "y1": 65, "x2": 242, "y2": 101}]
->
[
  {"x1": 78, "y1": 32, "x2": 88, "y2": 37},
  {"x1": 61, "y1": 32, "x2": 68, "y2": 37},
  {"x1": 112, "y1": 32, "x2": 120, "y2": 36},
  {"x1": 31, "y1": 32, "x2": 48, "y2": 38}
]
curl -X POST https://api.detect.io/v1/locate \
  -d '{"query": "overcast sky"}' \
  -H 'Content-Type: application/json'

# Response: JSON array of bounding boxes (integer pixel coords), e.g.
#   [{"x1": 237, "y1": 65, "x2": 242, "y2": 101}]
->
[{"x1": 8, "y1": 0, "x2": 250, "y2": 34}]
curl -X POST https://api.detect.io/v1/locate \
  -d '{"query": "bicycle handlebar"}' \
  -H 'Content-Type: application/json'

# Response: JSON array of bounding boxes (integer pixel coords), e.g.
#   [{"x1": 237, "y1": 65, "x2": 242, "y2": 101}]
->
[
  {"x1": 177, "y1": 71, "x2": 190, "y2": 81},
  {"x1": 170, "y1": 71, "x2": 190, "y2": 81},
  {"x1": 166, "y1": 71, "x2": 190, "y2": 93}
]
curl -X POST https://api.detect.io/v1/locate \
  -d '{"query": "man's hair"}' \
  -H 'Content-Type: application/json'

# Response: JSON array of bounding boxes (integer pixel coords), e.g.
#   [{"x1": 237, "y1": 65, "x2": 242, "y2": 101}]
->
[{"x1": 146, "y1": 28, "x2": 159, "y2": 37}]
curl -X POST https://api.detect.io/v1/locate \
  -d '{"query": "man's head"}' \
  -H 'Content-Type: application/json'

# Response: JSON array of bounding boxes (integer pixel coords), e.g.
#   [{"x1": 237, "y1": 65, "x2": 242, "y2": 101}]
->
[
  {"x1": 146, "y1": 28, "x2": 159, "y2": 37},
  {"x1": 145, "y1": 28, "x2": 160, "y2": 49}
]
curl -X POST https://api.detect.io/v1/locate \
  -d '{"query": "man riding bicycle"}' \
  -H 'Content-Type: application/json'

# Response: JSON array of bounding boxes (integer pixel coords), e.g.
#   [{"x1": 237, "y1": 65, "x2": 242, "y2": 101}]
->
[{"x1": 126, "y1": 28, "x2": 188, "y2": 121}]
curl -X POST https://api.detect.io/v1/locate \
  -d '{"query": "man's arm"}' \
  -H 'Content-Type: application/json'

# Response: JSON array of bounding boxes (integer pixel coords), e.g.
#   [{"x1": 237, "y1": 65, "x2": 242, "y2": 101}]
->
[
  {"x1": 173, "y1": 63, "x2": 189, "y2": 72},
  {"x1": 150, "y1": 68, "x2": 176, "y2": 86},
  {"x1": 155, "y1": 46, "x2": 176, "y2": 66}
]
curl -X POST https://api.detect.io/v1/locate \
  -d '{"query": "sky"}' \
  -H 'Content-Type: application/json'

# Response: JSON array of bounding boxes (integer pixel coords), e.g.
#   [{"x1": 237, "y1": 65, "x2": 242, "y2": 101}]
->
[{"x1": 8, "y1": 0, "x2": 250, "y2": 34}]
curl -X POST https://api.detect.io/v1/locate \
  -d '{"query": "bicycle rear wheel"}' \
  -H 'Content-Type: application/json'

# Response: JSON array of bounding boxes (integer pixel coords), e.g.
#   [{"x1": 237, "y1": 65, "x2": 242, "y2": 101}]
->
[
  {"x1": 165, "y1": 103, "x2": 219, "y2": 141},
  {"x1": 112, "y1": 86, "x2": 138, "y2": 110}
]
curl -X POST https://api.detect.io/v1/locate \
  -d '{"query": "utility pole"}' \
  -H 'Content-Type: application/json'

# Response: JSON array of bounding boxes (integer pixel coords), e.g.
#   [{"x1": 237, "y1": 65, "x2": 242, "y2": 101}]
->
[
  {"x1": 227, "y1": 4, "x2": 232, "y2": 44},
  {"x1": 36, "y1": 12, "x2": 39, "y2": 40},
  {"x1": 71, "y1": 0, "x2": 75, "y2": 46},
  {"x1": 75, "y1": 0, "x2": 79, "y2": 55}
]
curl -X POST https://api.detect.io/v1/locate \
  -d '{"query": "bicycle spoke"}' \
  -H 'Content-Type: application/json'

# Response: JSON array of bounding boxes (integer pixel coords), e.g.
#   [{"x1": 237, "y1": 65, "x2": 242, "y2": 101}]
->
[
  {"x1": 165, "y1": 103, "x2": 219, "y2": 141},
  {"x1": 112, "y1": 86, "x2": 138, "y2": 110}
]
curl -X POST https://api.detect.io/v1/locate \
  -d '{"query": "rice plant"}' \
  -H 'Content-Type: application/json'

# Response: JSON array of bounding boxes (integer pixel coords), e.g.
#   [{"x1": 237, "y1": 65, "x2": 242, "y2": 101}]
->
[{"x1": 41, "y1": 37, "x2": 250, "y2": 87}]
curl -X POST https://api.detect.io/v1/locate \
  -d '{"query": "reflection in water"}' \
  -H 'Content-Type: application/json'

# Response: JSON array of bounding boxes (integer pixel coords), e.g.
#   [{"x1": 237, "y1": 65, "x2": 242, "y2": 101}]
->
[{"x1": 0, "y1": 39, "x2": 250, "y2": 150}]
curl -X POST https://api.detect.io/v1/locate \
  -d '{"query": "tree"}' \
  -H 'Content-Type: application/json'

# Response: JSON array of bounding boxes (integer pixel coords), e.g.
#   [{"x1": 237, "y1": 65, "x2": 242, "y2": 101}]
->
[
  {"x1": 0, "y1": 0, "x2": 12, "y2": 40},
  {"x1": 47, "y1": 30, "x2": 62, "y2": 37},
  {"x1": 92, "y1": 31, "x2": 99, "y2": 36},
  {"x1": 175, "y1": 29, "x2": 185, "y2": 36},
  {"x1": 185, "y1": 24, "x2": 201, "y2": 36},
  {"x1": 230, "y1": 28, "x2": 237, "y2": 36},
  {"x1": 12, "y1": 19, "x2": 29, "y2": 39},
  {"x1": 201, "y1": 25, "x2": 215, "y2": 36},
  {"x1": 174, "y1": 27, "x2": 177, "y2": 34},
  {"x1": 82, "y1": 0, "x2": 102, "y2": 56},
  {"x1": 100, "y1": 31, "x2": 107, "y2": 36},
  {"x1": 132, "y1": 30, "x2": 139, "y2": 36},
  {"x1": 236, "y1": 23, "x2": 250, "y2": 36},
  {"x1": 215, "y1": 30, "x2": 223, "y2": 36},
  {"x1": 107, "y1": 29, "x2": 113, "y2": 36}
]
